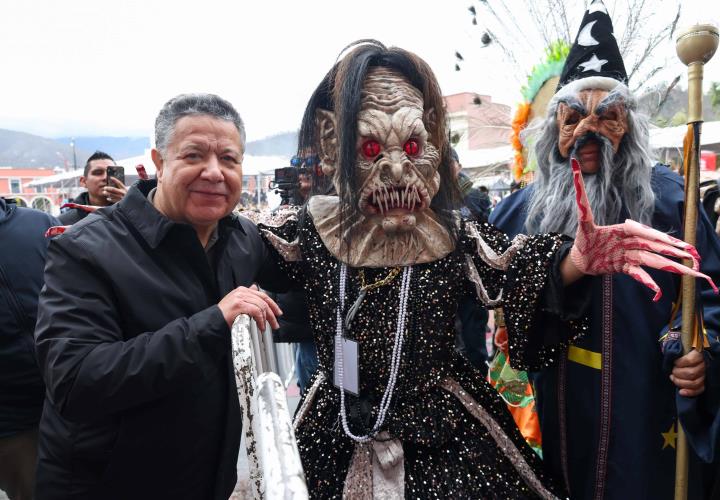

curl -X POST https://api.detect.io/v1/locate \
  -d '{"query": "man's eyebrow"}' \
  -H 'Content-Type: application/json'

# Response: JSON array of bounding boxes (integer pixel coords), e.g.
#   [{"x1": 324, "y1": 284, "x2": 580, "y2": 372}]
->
[
  {"x1": 179, "y1": 141, "x2": 209, "y2": 150},
  {"x1": 559, "y1": 97, "x2": 586, "y2": 115}
]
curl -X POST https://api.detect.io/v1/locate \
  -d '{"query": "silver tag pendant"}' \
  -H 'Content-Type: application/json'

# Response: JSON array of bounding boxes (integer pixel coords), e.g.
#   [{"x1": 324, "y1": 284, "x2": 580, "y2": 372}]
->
[{"x1": 334, "y1": 337, "x2": 360, "y2": 395}]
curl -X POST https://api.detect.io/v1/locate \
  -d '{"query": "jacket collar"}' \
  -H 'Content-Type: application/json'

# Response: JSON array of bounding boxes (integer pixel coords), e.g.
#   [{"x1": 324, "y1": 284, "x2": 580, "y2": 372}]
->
[
  {"x1": 119, "y1": 179, "x2": 245, "y2": 249},
  {"x1": 73, "y1": 191, "x2": 91, "y2": 205}
]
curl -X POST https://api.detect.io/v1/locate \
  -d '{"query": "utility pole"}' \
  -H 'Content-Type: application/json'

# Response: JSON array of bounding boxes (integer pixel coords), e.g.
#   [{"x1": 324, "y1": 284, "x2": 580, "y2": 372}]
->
[{"x1": 70, "y1": 138, "x2": 77, "y2": 171}]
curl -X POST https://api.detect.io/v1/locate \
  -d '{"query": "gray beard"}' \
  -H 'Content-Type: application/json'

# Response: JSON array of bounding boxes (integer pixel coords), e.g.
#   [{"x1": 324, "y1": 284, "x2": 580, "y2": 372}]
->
[{"x1": 525, "y1": 137, "x2": 655, "y2": 237}]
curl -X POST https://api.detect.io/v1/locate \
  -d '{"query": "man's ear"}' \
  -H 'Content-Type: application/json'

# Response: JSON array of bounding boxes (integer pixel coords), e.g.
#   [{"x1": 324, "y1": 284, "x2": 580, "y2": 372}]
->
[
  {"x1": 79, "y1": 176, "x2": 87, "y2": 188},
  {"x1": 151, "y1": 149, "x2": 164, "y2": 181},
  {"x1": 316, "y1": 109, "x2": 338, "y2": 177}
]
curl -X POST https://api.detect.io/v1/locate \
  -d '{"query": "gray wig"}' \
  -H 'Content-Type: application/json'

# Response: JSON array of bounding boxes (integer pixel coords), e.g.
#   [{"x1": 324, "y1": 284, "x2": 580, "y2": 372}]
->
[
  {"x1": 524, "y1": 82, "x2": 656, "y2": 237},
  {"x1": 154, "y1": 93, "x2": 246, "y2": 154}
]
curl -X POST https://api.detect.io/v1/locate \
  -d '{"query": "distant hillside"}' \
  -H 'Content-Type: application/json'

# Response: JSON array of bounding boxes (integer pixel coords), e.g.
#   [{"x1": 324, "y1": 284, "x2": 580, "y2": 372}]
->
[
  {"x1": 246, "y1": 131, "x2": 298, "y2": 157},
  {"x1": 0, "y1": 129, "x2": 92, "y2": 168},
  {"x1": 56, "y1": 136, "x2": 150, "y2": 160},
  {"x1": 0, "y1": 128, "x2": 299, "y2": 168},
  {"x1": 61, "y1": 131, "x2": 298, "y2": 159}
]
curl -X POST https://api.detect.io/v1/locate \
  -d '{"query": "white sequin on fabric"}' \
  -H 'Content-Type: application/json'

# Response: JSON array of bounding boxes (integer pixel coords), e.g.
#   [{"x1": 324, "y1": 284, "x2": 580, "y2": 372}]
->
[
  {"x1": 466, "y1": 222, "x2": 529, "y2": 271},
  {"x1": 440, "y1": 378, "x2": 559, "y2": 500}
]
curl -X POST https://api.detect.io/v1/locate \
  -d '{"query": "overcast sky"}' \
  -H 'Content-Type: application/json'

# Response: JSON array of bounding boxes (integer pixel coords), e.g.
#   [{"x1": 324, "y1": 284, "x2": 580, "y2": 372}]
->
[{"x1": 2, "y1": 0, "x2": 719, "y2": 142}]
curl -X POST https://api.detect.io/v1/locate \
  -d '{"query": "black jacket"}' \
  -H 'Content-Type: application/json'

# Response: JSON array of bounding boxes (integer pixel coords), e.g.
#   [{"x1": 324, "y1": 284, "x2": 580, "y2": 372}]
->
[
  {"x1": 703, "y1": 183, "x2": 719, "y2": 228},
  {"x1": 272, "y1": 289, "x2": 313, "y2": 343},
  {"x1": 57, "y1": 191, "x2": 92, "y2": 225},
  {"x1": 35, "y1": 180, "x2": 287, "y2": 500},
  {"x1": 0, "y1": 199, "x2": 57, "y2": 438}
]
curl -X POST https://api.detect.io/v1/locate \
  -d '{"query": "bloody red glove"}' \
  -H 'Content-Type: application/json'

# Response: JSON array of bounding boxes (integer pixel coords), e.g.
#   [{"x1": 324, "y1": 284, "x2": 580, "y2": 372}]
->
[
  {"x1": 136, "y1": 164, "x2": 149, "y2": 180},
  {"x1": 568, "y1": 158, "x2": 717, "y2": 302},
  {"x1": 60, "y1": 202, "x2": 100, "y2": 213},
  {"x1": 45, "y1": 226, "x2": 69, "y2": 237}
]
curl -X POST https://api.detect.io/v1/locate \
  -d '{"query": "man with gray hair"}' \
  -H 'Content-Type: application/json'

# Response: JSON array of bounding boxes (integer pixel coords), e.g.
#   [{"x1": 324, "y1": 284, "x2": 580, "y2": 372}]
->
[
  {"x1": 34, "y1": 93, "x2": 287, "y2": 499},
  {"x1": 490, "y1": 2, "x2": 720, "y2": 498}
]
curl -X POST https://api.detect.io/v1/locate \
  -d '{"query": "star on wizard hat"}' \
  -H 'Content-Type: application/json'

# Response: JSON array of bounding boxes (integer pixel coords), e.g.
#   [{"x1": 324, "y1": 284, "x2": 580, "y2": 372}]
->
[{"x1": 556, "y1": 0, "x2": 628, "y2": 96}]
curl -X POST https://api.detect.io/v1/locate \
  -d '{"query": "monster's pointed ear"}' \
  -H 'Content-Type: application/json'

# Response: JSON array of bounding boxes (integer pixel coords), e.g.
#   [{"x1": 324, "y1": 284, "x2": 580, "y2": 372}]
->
[{"x1": 316, "y1": 109, "x2": 338, "y2": 177}]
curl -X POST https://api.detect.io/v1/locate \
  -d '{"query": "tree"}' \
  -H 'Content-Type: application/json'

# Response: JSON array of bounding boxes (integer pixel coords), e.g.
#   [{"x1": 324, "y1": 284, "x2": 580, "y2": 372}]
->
[
  {"x1": 710, "y1": 82, "x2": 720, "y2": 112},
  {"x1": 670, "y1": 110, "x2": 687, "y2": 126},
  {"x1": 459, "y1": 0, "x2": 682, "y2": 98}
]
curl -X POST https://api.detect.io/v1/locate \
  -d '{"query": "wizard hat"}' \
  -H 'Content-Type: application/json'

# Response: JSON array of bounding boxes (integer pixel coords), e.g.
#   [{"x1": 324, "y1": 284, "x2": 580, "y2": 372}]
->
[{"x1": 556, "y1": 0, "x2": 627, "y2": 95}]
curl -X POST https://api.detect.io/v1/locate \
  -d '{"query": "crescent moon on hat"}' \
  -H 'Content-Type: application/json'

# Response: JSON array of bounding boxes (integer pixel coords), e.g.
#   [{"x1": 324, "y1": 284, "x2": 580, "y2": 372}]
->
[{"x1": 578, "y1": 20, "x2": 599, "y2": 46}]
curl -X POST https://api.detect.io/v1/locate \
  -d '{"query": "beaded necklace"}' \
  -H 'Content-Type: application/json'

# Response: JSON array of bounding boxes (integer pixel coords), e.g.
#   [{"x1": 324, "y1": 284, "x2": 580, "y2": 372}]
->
[{"x1": 335, "y1": 263, "x2": 412, "y2": 443}]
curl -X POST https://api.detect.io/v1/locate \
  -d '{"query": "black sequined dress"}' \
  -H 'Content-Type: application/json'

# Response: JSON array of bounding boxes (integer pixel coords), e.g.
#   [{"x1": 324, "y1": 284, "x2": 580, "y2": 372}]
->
[{"x1": 257, "y1": 208, "x2": 569, "y2": 499}]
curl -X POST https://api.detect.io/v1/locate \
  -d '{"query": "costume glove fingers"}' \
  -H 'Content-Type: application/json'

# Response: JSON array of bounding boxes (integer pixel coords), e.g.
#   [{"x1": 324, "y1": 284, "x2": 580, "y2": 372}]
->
[
  {"x1": 623, "y1": 219, "x2": 701, "y2": 263},
  {"x1": 622, "y1": 264, "x2": 662, "y2": 302}
]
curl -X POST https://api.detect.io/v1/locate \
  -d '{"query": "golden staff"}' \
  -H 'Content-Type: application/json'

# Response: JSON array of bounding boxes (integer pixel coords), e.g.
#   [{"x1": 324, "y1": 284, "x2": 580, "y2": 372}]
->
[{"x1": 674, "y1": 23, "x2": 718, "y2": 500}]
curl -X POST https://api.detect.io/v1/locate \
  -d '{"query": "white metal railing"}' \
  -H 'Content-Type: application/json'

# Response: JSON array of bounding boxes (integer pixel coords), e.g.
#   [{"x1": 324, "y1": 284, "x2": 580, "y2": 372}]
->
[{"x1": 231, "y1": 314, "x2": 308, "y2": 500}]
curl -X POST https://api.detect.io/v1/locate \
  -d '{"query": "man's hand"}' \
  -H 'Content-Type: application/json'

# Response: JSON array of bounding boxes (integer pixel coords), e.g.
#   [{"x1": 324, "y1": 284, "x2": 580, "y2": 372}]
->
[
  {"x1": 103, "y1": 177, "x2": 128, "y2": 204},
  {"x1": 671, "y1": 349, "x2": 705, "y2": 397},
  {"x1": 217, "y1": 286, "x2": 282, "y2": 330}
]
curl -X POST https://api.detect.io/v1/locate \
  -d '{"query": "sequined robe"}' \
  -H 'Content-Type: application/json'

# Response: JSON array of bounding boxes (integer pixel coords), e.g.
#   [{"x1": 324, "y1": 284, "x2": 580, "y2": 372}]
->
[{"x1": 256, "y1": 207, "x2": 571, "y2": 499}]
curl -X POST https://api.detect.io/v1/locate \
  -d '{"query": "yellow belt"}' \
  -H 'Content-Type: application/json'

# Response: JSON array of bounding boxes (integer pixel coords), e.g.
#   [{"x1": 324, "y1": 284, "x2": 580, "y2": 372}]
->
[{"x1": 567, "y1": 345, "x2": 602, "y2": 370}]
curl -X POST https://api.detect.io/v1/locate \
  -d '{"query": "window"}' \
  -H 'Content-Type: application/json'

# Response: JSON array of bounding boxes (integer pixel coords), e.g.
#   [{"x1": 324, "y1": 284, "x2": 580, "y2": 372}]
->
[
  {"x1": 32, "y1": 197, "x2": 53, "y2": 214},
  {"x1": 35, "y1": 185, "x2": 45, "y2": 193},
  {"x1": 9, "y1": 179, "x2": 21, "y2": 194}
]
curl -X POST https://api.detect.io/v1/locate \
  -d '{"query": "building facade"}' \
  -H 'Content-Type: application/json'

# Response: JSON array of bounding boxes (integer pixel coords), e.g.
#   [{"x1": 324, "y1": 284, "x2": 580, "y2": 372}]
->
[{"x1": 0, "y1": 167, "x2": 62, "y2": 213}]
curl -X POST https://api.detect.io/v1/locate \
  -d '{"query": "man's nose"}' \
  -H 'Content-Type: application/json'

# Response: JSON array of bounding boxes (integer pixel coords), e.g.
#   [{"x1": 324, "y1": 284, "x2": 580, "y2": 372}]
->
[{"x1": 201, "y1": 155, "x2": 224, "y2": 181}]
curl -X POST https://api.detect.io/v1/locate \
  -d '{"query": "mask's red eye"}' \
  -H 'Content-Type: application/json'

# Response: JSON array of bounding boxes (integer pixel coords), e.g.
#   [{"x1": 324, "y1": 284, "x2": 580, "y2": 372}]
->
[
  {"x1": 404, "y1": 139, "x2": 420, "y2": 156},
  {"x1": 362, "y1": 140, "x2": 381, "y2": 159}
]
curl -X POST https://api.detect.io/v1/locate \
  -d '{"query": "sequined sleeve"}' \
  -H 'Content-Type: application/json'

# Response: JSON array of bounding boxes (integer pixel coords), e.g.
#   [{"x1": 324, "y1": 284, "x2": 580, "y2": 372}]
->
[
  {"x1": 463, "y1": 220, "x2": 589, "y2": 371},
  {"x1": 243, "y1": 207, "x2": 305, "y2": 286}
]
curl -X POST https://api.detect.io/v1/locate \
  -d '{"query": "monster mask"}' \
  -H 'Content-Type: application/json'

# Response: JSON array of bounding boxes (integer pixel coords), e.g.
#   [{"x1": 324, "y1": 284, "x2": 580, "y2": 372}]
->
[{"x1": 308, "y1": 67, "x2": 453, "y2": 267}]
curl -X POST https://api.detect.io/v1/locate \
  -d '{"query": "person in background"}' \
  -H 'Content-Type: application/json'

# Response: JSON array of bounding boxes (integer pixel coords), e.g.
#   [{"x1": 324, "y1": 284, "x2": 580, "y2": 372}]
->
[
  {"x1": 452, "y1": 148, "x2": 491, "y2": 369},
  {"x1": 272, "y1": 154, "x2": 318, "y2": 393},
  {"x1": 0, "y1": 198, "x2": 57, "y2": 500},
  {"x1": 452, "y1": 148, "x2": 491, "y2": 223},
  {"x1": 58, "y1": 151, "x2": 127, "y2": 224}
]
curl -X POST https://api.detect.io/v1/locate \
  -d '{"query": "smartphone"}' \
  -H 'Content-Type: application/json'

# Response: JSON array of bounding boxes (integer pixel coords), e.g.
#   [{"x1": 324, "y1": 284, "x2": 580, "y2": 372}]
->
[{"x1": 106, "y1": 166, "x2": 125, "y2": 186}]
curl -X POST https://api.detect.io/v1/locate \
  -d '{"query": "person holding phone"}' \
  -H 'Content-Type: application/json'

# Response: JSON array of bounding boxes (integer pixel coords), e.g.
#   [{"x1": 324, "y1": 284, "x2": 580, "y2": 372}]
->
[{"x1": 58, "y1": 151, "x2": 128, "y2": 224}]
